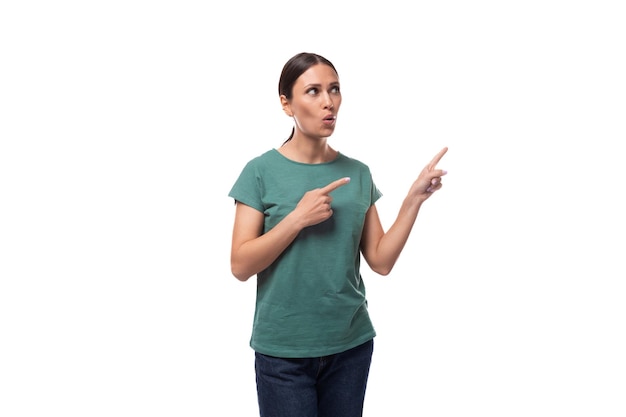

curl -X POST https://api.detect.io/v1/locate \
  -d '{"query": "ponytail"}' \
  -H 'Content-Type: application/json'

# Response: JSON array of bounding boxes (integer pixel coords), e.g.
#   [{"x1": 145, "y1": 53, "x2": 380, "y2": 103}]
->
[{"x1": 281, "y1": 127, "x2": 295, "y2": 145}]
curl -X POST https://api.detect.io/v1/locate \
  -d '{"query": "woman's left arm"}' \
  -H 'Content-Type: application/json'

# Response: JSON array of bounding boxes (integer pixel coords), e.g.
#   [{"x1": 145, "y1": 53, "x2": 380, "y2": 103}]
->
[{"x1": 360, "y1": 147, "x2": 448, "y2": 275}]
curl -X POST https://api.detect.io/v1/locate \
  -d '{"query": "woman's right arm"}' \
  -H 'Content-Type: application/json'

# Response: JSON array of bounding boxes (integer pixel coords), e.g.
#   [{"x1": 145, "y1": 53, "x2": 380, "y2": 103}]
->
[
  {"x1": 230, "y1": 202, "x2": 303, "y2": 281},
  {"x1": 230, "y1": 177, "x2": 350, "y2": 281}
]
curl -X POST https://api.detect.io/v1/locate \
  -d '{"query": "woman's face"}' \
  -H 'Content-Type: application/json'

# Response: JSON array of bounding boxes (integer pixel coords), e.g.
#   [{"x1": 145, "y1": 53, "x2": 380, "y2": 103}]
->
[{"x1": 282, "y1": 63, "x2": 341, "y2": 139}]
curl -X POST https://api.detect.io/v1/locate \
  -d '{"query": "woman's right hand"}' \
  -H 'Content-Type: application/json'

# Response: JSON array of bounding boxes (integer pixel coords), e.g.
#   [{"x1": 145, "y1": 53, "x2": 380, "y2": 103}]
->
[{"x1": 293, "y1": 177, "x2": 351, "y2": 227}]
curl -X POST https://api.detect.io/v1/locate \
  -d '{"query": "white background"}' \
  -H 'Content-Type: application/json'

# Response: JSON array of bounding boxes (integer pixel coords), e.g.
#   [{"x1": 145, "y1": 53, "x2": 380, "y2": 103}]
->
[{"x1": 1, "y1": 1, "x2": 625, "y2": 416}]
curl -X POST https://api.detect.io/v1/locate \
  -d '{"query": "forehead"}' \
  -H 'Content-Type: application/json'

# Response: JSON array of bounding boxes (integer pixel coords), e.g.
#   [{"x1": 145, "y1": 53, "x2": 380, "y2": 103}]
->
[{"x1": 296, "y1": 64, "x2": 339, "y2": 86}]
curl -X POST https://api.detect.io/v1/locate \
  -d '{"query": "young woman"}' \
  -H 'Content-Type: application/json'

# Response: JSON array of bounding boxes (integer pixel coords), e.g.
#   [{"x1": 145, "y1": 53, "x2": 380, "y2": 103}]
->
[{"x1": 229, "y1": 52, "x2": 447, "y2": 417}]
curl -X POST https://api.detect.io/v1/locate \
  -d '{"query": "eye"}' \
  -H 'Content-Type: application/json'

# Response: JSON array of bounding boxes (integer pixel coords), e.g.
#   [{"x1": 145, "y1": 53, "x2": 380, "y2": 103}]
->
[
  {"x1": 306, "y1": 87, "x2": 319, "y2": 95},
  {"x1": 331, "y1": 85, "x2": 340, "y2": 94}
]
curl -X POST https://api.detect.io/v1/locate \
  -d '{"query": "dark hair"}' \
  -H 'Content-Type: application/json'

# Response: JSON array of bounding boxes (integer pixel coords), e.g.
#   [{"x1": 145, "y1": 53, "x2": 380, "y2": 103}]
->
[{"x1": 278, "y1": 52, "x2": 339, "y2": 143}]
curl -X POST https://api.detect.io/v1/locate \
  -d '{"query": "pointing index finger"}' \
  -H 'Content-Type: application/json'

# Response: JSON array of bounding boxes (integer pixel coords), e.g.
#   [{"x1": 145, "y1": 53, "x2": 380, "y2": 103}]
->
[
  {"x1": 428, "y1": 147, "x2": 448, "y2": 171},
  {"x1": 320, "y1": 177, "x2": 351, "y2": 194}
]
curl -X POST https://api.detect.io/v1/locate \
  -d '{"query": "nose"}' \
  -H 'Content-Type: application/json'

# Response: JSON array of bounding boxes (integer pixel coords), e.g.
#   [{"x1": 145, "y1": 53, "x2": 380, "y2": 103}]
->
[{"x1": 323, "y1": 93, "x2": 334, "y2": 109}]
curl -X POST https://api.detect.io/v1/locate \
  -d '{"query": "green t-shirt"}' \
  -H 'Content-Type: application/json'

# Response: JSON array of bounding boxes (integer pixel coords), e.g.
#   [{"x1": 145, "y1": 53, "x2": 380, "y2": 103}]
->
[{"x1": 228, "y1": 149, "x2": 382, "y2": 357}]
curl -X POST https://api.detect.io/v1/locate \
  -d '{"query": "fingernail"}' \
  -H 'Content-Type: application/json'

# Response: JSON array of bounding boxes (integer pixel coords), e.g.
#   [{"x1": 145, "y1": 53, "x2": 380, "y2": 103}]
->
[{"x1": 442, "y1": 170, "x2": 448, "y2": 175}]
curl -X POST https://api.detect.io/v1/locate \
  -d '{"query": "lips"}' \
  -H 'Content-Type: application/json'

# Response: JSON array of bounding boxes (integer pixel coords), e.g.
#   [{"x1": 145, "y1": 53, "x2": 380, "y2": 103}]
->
[{"x1": 322, "y1": 117, "x2": 336, "y2": 127}]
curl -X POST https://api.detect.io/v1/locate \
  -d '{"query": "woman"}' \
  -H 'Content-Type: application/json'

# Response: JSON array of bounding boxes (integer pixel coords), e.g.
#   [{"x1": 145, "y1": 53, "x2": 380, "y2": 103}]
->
[{"x1": 229, "y1": 52, "x2": 447, "y2": 417}]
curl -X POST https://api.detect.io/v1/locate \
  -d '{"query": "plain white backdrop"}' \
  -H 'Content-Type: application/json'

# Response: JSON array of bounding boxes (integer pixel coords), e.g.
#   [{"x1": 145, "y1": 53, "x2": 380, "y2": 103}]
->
[{"x1": 1, "y1": 1, "x2": 625, "y2": 416}]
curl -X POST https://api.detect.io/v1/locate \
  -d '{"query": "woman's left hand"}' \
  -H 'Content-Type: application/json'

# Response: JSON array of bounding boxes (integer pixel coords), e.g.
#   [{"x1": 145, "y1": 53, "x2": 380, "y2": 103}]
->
[{"x1": 409, "y1": 146, "x2": 448, "y2": 201}]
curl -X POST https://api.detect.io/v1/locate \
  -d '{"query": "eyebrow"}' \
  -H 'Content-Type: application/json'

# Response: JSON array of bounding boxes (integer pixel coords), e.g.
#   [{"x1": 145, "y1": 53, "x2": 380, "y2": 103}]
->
[{"x1": 304, "y1": 81, "x2": 340, "y2": 89}]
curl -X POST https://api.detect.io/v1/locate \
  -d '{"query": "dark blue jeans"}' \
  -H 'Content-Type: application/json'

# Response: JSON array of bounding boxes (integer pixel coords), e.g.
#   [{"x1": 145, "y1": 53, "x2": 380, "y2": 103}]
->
[{"x1": 254, "y1": 339, "x2": 374, "y2": 417}]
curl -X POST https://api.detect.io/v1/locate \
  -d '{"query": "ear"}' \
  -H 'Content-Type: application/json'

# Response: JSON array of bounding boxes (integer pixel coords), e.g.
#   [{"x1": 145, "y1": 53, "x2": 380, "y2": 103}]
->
[{"x1": 280, "y1": 95, "x2": 293, "y2": 117}]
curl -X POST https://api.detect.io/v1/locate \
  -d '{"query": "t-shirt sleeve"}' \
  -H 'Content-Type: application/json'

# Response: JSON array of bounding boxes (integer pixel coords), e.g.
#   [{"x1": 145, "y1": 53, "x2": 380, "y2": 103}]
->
[
  {"x1": 228, "y1": 160, "x2": 265, "y2": 213},
  {"x1": 369, "y1": 170, "x2": 383, "y2": 207}
]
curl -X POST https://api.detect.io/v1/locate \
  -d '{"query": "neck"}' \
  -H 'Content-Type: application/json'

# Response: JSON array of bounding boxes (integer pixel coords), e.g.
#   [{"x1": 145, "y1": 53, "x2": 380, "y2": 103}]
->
[{"x1": 280, "y1": 135, "x2": 337, "y2": 164}]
